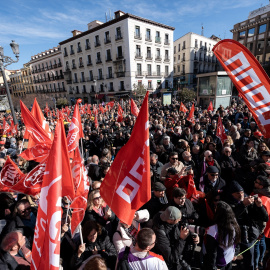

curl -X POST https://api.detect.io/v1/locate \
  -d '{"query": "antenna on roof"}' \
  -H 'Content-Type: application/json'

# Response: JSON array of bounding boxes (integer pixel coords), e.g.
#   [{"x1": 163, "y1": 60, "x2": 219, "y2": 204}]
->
[
  {"x1": 201, "y1": 24, "x2": 204, "y2": 36},
  {"x1": 105, "y1": 12, "x2": 107, "y2": 22}
]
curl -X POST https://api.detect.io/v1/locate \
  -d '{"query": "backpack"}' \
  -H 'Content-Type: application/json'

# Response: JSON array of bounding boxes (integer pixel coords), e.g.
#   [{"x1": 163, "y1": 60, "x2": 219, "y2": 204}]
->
[{"x1": 116, "y1": 246, "x2": 131, "y2": 270}]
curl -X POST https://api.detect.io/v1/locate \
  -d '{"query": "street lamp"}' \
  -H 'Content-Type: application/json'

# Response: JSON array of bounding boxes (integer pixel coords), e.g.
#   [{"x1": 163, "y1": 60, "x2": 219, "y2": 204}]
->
[{"x1": 0, "y1": 40, "x2": 20, "y2": 125}]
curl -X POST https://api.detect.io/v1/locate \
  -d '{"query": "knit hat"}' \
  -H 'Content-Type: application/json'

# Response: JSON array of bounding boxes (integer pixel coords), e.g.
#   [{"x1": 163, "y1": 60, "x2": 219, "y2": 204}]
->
[
  {"x1": 160, "y1": 206, "x2": 181, "y2": 221},
  {"x1": 228, "y1": 181, "x2": 244, "y2": 194},
  {"x1": 206, "y1": 166, "x2": 219, "y2": 173}
]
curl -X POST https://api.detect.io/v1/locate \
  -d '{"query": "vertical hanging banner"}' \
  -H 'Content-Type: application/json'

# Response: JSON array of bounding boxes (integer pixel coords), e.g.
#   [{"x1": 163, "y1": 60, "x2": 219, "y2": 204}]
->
[{"x1": 213, "y1": 39, "x2": 270, "y2": 138}]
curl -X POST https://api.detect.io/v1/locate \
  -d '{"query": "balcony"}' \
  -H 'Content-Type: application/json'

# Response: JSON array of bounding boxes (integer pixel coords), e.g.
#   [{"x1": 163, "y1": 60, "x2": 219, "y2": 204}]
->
[
  {"x1": 48, "y1": 65, "x2": 53, "y2": 70},
  {"x1": 115, "y1": 34, "x2": 123, "y2": 40},
  {"x1": 134, "y1": 33, "x2": 142, "y2": 40},
  {"x1": 95, "y1": 41, "x2": 101, "y2": 47},
  {"x1": 106, "y1": 74, "x2": 114, "y2": 79},
  {"x1": 146, "y1": 54, "x2": 152, "y2": 60},
  {"x1": 73, "y1": 80, "x2": 79, "y2": 84},
  {"x1": 116, "y1": 54, "x2": 124, "y2": 60},
  {"x1": 72, "y1": 64, "x2": 77, "y2": 69},
  {"x1": 79, "y1": 63, "x2": 84, "y2": 68},
  {"x1": 164, "y1": 40, "x2": 170, "y2": 45},
  {"x1": 70, "y1": 50, "x2": 75, "y2": 55},
  {"x1": 77, "y1": 47, "x2": 82, "y2": 53},
  {"x1": 87, "y1": 61, "x2": 92, "y2": 66},
  {"x1": 135, "y1": 52, "x2": 142, "y2": 59},
  {"x1": 145, "y1": 35, "x2": 152, "y2": 42},
  {"x1": 80, "y1": 78, "x2": 86, "y2": 83},
  {"x1": 64, "y1": 52, "x2": 68, "y2": 57},
  {"x1": 97, "y1": 76, "x2": 104, "y2": 80},
  {"x1": 155, "y1": 37, "x2": 161, "y2": 43},
  {"x1": 119, "y1": 86, "x2": 125, "y2": 91},
  {"x1": 58, "y1": 62, "x2": 62, "y2": 67},
  {"x1": 106, "y1": 56, "x2": 112, "y2": 62},
  {"x1": 85, "y1": 44, "x2": 91, "y2": 50},
  {"x1": 181, "y1": 58, "x2": 185, "y2": 62},
  {"x1": 87, "y1": 77, "x2": 93, "y2": 82},
  {"x1": 116, "y1": 71, "x2": 125, "y2": 78},
  {"x1": 108, "y1": 87, "x2": 114, "y2": 92},
  {"x1": 104, "y1": 37, "x2": 111, "y2": 44},
  {"x1": 155, "y1": 55, "x2": 162, "y2": 61},
  {"x1": 65, "y1": 67, "x2": 70, "y2": 71},
  {"x1": 53, "y1": 64, "x2": 58, "y2": 68},
  {"x1": 164, "y1": 57, "x2": 170, "y2": 62},
  {"x1": 96, "y1": 59, "x2": 102, "y2": 64}
]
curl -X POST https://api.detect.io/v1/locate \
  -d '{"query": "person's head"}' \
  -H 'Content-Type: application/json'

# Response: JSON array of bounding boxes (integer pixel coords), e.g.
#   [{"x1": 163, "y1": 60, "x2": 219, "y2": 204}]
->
[
  {"x1": 173, "y1": 188, "x2": 186, "y2": 206},
  {"x1": 61, "y1": 208, "x2": 71, "y2": 226},
  {"x1": 192, "y1": 133, "x2": 199, "y2": 142},
  {"x1": 169, "y1": 152, "x2": 179, "y2": 165},
  {"x1": 92, "y1": 181, "x2": 101, "y2": 191},
  {"x1": 223, "y1": 147, "x2": 232, "y2": 156},
  {"x1": 84, "y1": 256, "x2": 107, "y2": 270},
  {"x1": 150, "y1": 153, "x2": 158, "y2": 165},
  {"x1": 214, "y1": 201, "x2": 241, "y2": 246},
  {"x1": 160, "y1": 206, "x2": 181, "y2": 225},
  {"x1": 1, "y1": 230, "x2": 24, "y2": 255},
  {"x1": 92, "y1": 155, "x2": 99, "y2": 164},
  {"x1": 254, "y1": 175, "x2": 270, "y2": 190},
  {"x1": 208, "y1": 142, "x2": 216, "y2": 152},
  {"x1": 258, "y1": 142, "x2": 268, "y2": 152},
  {"x1": 135, "y1": 228, "x2": 156, "y2": 252},
  {"x1": 82, "y1": 220, "x2": 101, "y2": 243},
  {"x1": 229, "y1": 181, "x2": 244, "y2": 202},
  {"x1": 205, "y1": 190, "x2": 222, "y2": 209},
  {"x1": 244, "y1": 129, "x2": 251, "y2": 137},
  {"x1": 205, "y1": 135, "x2": 213, "y2": 144},
  {"x1": 163, "y1": 136, "x2": 170, "y2": 146},
  {"x1": 246, "y1": 139, "x2": 254, "y2": 149},
  {"x1": 261, "y1": 151, "x2": 270, "y2": 163},
  {"x1": 253, "y1": 131, "x2": 263, "y2": 140},
  {"x1": 204, "y1": 150, "x2": 213, "y2": 162},
  {"x1": 153, "y1": 182, "x2": 166, "y2": 198},
  {"x1": 206, "y1": 166, "x2": 219, "y2": 183},
  {"x1": 88, "y1": 190, "x2": 103, "y2": 210},
  {"x1": 230, "y1": 125, "x2": 237, "y2": 133},
  {"x1": 15, "y1": 199, "x2": 31, "y2": 220},
  {"x1": 192, "y1": 145, "x2": 200, "y2": 155},
  {"x1": 182, "y1": 151, "x2": 192, "y2": 162}
]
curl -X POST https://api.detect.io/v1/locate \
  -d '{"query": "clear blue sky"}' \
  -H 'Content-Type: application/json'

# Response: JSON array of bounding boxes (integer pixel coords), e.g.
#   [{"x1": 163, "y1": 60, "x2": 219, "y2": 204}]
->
[{"x1": 1, "y1": 0, "x2": 268, "y2": 70}]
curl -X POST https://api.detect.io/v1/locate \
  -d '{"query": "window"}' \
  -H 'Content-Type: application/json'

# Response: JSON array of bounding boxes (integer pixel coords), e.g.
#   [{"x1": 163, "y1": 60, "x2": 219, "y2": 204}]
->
[
  {"x1": 65, "y1": 61, "x2": 69, "y2": 70},
  {"x1": 178, "y1": 65, "x2": 180, "y2": 72},
  {"x1": 74, "y1": 73, "x2": 78, "y2": 83},
  {"x1": 136, "y1": 45, "x2": 141, "y2": 57},
  {"x1": 178, "y1": 55, "x2": 180, "y2": 60},
  {"x1": 174, "y1": 46, "x2": 176, "y2": 54},
  {"x1": 182, "y1": 41, "x2": 186, "y2": 49},
  {"x1": 178, "y1": 44, "x2": 181, "y2": 52},
  {"x1": 157, "y1": 65, "x2": 161, "y2": 76},
  {"x1": 120, "y1": 81, "x2": 125, "y2": 90},
  {"x1": 165, "y1": 50, "x2": 169, "y2": 60},
  {"x1": 72, "y1": 59, "x2": 76, "y2": 69},
  {"x1": 182, "y1": 65, "x2": 185, "y2": 74},
  {"x1": 105, "y1": 31, "x2": 110, "y2": 43},
  {"x1": 85, "y1": 39, "x2": 90, "y2": 49},
  {"x1": 135, "y1": 26, "x2": 140, "y2": 38},
  {"x1": 81, "y1": 72, "x2": 85, "y2": 82},
  {"x1": 108, "y1": 67, "x2": 113, "y2": 78},
  {"x1": 116, "y1": 27, "x2": 122, "y2": 39},
  {"x1": 195, "y1": 39, "x2": 198, "y2": 48},
  {"x1": 109, "y1": 82, "x2": 114, "y2": 91},
  {"x1": 200, "y1": 40, "x2": 203, "y2": 47},
  {"x1": 257, "y1": 40, "x2": 264, "y2": 49},
  {"x1": 165, "y1": 66, "x2": 169, "y2": 76},
  {"x1": 155, "y1": 31, "x2": 161, "y2": 43},
  {"x1": 95, "y1": 35, "x2": 100, "y2": 46},
  {"x1": 77, "y1": 42, "x2": 82, "y2": 52},
  {"x1": 259, "y1": 24, "x2": 267, "y2": 34},
  {"x1": 117, "y1": 46, "x2": 123, "y2": 58},
  {"x1": 182, "y1": 53, "x2": 185, "y2": 61},
  {"x1": 147, "y1": 47, "x2": 151, "y2": 58},
  {"x1": 98, "y1": 69, "x2": 103, "y2": 80},
  {"x1": 165, "y1": 34, "x2": 169, "y2": 44},
  {"x1": 147, "y1": 64, "x2": 152, "y2": 75},
  {"x1": 137, "y1": 63, "x2": 142, "y2": 75},
  {"x1": 156, "y1": 48, "x2": 161, "y2": 59},
  {"x1": 106, "y1": 49, "x2": 111, "y2": 61},
  {"x1": 87, "y1": 55, "x2": 92, "y2": 65},
  {"x1": 146, "y1": 29, "x2": 151, "y2": 40},
  {"x1": 64, "y1": 47, "x2": 68, "y2": 56},
  {"x1": 247, "y1": 43, "x2": 253, "y2": 52},
  {"x1": 248, "y1": 28, "x2": 255, "y2": 37},
  {"x1": 70, "y1": 45, "x2": 74, "y2": 54},
  {"x1": 148, "y1": 81, "x2": 152, "y2": 89},
  {"x1": 97, "y1": 52, "x2": 101, "y2": 62},
  {"x1": 79, "y1": 57, "x2": 83, "y2": 67},
  {"x1": 89, "y1": 70, "x2": 93, "y2": 81},
  {"x1": 239, "y1": 31, "x2": 246, "y2": 39}
]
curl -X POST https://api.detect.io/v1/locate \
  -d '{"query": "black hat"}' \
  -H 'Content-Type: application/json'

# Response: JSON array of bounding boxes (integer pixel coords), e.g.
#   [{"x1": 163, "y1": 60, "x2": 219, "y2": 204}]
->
[
  {"x1": 167, "y1": 167, "x2": 178, "y2": 175},
  {"x1": 228, "y1": 181, "x2": 244, "y2": 194},
  {"x1": 153, "y1": 182, "x2": 166, "y2": 191},
  {"x1": 257, "y1": 175, "x2": 270, "y2": 188},
  {"x1": 206, "y1": 166, "x2": 219, "y2": 173},
  {"x1": 261, "y1": 151, "x2": 270, "y2": 156}
]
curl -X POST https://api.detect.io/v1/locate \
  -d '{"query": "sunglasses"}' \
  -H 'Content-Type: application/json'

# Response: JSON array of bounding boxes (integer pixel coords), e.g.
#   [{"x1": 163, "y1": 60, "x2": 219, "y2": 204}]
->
[
  {"x1": 21, "y1": 207, "x2": 31, "y2": 213},
  {"x1": 210, "y1": 173, "x2": 218, "y2": 177},
  {"x1": 93, "y1": 196, "x2": 101, "y2": 201},
  {"x1": 170, "y1": 157, "x2": 178, "y2": 160},
  {"x1": 207, "y1": 155, "x2": 213, "y2": 158},
  {"x1": 225, "y1": 151, "x2": 231, "y2": 153}
]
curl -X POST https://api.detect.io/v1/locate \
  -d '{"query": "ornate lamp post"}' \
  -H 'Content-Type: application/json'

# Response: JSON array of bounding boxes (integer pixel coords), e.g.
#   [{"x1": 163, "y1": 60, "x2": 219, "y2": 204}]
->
[{"x1": 0, "y1": 40, "x2": 20, "y2": 125}]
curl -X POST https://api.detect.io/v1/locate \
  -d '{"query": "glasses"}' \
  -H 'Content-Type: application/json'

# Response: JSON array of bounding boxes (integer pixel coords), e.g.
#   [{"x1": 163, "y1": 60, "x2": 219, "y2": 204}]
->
[
  {"x1": 21, "y1": 207, "x2": 31, "y2": 213},
  {"x1": 210, "y1": 174, "x2": 218, "y2": 177},
  {"x1": 225, "y1": 151, "x2": 231, "y2": 153},
  {"x1": 170, "y1": 157, "x2": 178, "y2": 160},
  {"x1": 207, "y1": 155, "x2": 213, "y2": 158},
  {"x1": 93, "y1": 196, "x2": 101, "y2": 201}
]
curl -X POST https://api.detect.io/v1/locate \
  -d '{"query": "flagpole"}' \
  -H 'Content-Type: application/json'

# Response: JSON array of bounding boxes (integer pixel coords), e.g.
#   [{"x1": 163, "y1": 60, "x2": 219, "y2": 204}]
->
[
  {"x1": 79, "y1": 225, "x2": 84, "y2": 245},
  {"x1": 80, "y1": 138, "x2": 84, "y2": 160},
  {"x1": 20, "y1": 139, "x2": 24, "y2": 154},
  {"x1": 65, "y1": 200, "x2": 70, "y2": 224}
]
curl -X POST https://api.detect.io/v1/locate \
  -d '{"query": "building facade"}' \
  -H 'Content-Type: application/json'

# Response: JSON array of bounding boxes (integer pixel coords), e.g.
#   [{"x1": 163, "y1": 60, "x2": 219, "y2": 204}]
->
[
  {"x1": 231, "y1": 3, "x2": 270, "y2": 74},
  {"x1": 21, "y1": 63, "x2": 34, "y2": 95},
  {"x1": 29, "y1": 46, "x2": 67, "y2": 103},
  {"x1": 9, "y1": 70, "x2": 25, "y2": 97},
  {"x1": 173, "y1": 32, "x2": 221, "y2": 90},
  {"x1": 60, "y1": 10, "x2": 174, "y2": 104}
]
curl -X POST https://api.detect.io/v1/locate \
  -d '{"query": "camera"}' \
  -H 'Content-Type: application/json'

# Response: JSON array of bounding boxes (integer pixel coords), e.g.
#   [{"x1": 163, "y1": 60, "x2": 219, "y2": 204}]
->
[
  {"x1": 187, "y1": 225, "x2": 205, "y2": 236},
  {"x1": 184, "y1": 165, "x2": 192, "y2": 172},
  {"x1": 253, "y1": 194, "x2": 259, "y2": 201}
]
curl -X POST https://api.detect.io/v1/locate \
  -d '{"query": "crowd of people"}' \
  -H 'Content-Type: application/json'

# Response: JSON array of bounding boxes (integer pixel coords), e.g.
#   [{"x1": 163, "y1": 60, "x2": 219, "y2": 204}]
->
[{"x1": 0, "y1": 96, "x2": 270, "y2": 270}]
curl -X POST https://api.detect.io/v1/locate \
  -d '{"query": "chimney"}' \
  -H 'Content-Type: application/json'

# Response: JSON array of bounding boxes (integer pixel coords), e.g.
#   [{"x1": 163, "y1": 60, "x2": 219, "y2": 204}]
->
[
  {"x1": 87, "y1": 20, "x2": 104, "y2": 30},
  {"x1": 114, "y1": 10, "x2": 125, "y2": 19},
  {"x1": 71, "y1": 30, "x2": 82, "y2": 37}
]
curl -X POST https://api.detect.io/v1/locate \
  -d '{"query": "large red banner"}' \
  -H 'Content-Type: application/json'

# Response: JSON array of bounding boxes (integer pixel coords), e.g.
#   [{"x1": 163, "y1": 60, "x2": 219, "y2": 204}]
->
[
  {"x1": 213, "y1": 39, "x2": 270, "y2": 138},
  {"x1": 100, "y1": 92, "x2": 151, "y2": 225}
]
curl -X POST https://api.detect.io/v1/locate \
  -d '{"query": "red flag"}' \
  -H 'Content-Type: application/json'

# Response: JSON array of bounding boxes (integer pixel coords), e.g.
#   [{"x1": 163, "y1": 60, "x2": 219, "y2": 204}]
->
[
  {"x1": 31, "y1": 120, "x2": 74, "y2": 270},
  {"x1": 179, "y1": 102, "x2": 188, "y2": 113},
  {"x1": 66, "y1": 103, "x2": 84, "y2": 152},
  {"x1": 187, "y1": 103, "x2": 195, "y2": 124},
  {"x1": 19, "y1": 143, "x2": 51, "y2": 163},
  {"x1": 10, "y1": 120, "x2": 18, "y2": 136},
  {"x1": 94, "y1": 116, "x2": 99, "y2": 129},
  {"x1": 20, "y1": 101, "x2": 52, "y2": 145},
  {"x1": 130, "y1": 98, "x2": 139, "y2": 117},
  {"x1": 213, "y1": 39, "x2": 270, "y2": 138},
  {"x1": 100, "y1": 92, "x2": 150, "y2": 225},
  {"x1": 107, "y1": 101, "x2": 114, "y2": 109},
  {"x1": 117, "y1": 105, "x2": 124, "y2": 122},
  {"x1": 99, "y1": 104, "x2": 104, "y2": 114},
  {"x1": 3, "y1": 120, "x2": 11, "y2": 135},
  {"x1": 207, "y1": 101, "x2": 213, "y2": 112},
  {"x1": 93, "y1": 105, "x2": 98, "y2": 115},
  {"x1": 70, "y1": 147, "x2": 89, "y2": 236},
  {"x1": 216, "y1": 116, "x2": 227, "y2": 143},
  {"x1": 0, "y1": 157, "x2": 24, "y2": 192}
]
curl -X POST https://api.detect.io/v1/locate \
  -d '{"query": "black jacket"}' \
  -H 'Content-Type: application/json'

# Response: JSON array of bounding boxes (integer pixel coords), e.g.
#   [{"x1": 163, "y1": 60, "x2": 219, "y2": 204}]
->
[
  {"x1": 202, "y1": 175, "x2": 226, "y2": 194},
  {"x1": 220, "y1": 155, "x2": 241, "y2": 182},
  {"x1": 152, "y1": 212, "x2": 185, "y2": 270}
]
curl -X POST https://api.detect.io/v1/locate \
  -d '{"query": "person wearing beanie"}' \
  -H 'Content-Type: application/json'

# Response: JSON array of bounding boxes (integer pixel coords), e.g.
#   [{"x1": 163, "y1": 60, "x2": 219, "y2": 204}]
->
[
  {"x1": 253, "y1": 175, "x2": 270, "y2": 198},
  {"x1": 152, "y1": 206, "x2": 195, "y2": 270},
  {"x1": 223, "y1": 181, "x2": 268, "y2": 270}
]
